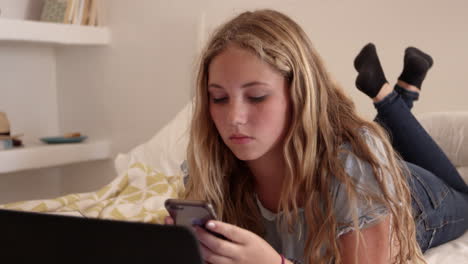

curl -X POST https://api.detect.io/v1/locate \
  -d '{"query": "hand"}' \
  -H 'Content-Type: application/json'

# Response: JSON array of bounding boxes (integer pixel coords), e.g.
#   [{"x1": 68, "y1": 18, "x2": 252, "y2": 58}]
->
[
  {"x1": 164, "y1": 216, "x2": 174, "y2": 225},
  {"x1": 193, "y1": 220, "x2": 282, "y2": 264}
]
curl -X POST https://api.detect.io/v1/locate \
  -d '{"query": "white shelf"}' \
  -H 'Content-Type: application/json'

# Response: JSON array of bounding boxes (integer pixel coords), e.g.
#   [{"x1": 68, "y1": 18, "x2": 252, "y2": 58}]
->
[
  {"x1": 0, "y1": 140, "x2": 112, "y2": 174},
  {"x1": 0, "y1": 18, "x2": 110, "y2": 45}
]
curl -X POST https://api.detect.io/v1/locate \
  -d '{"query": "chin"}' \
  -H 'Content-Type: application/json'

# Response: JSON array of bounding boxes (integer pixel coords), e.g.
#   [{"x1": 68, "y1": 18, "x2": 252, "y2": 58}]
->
[{"x1": 231, "y1": 150, "x2": 263, "y2": 161}]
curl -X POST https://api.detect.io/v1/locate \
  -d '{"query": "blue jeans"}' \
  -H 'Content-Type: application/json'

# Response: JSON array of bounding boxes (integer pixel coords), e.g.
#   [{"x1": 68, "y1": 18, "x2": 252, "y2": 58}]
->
[{"x1": 374, "y1": 86, "x2": 468, "y2": 252}]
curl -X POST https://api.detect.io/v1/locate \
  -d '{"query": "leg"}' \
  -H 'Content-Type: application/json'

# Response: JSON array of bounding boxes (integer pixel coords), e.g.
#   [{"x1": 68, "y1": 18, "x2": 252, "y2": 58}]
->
[
  {"x1": 394, "y1": 82, "x2": 419, "y2": 109},
  {"x1": 374, "y1": 91, "x2": 468, "y2": 193},
  {"x1": 353, "y1": 44, "x2": 468, "y2": 194},
  {"x1": 406, "y1": 162, "x2": 468, "y2": 252}
]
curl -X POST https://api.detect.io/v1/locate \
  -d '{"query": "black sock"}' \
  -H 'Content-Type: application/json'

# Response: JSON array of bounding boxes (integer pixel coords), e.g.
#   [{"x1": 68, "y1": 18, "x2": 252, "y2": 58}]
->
[
  {"x1": 354, "y1": 43, "x2": 388, "y2": 98},
  {"x1": 398, "y1": 47, "x2": 433, "y2": 89}
]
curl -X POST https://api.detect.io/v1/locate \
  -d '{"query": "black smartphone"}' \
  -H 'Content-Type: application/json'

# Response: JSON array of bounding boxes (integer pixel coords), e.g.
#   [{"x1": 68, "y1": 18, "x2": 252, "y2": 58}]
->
[{"x1": 164, "y1": 199, "x2": 228, "y2": 240}]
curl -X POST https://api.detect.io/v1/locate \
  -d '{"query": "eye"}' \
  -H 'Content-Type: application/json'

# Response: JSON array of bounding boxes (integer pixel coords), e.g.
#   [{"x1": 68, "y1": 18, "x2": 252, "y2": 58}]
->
[
  {"x1": 248, "y1": 95, "x2": 267, "y2": 103},
  {"x1": 212, "y1": 97, "x2": 228, "y2": 104}
]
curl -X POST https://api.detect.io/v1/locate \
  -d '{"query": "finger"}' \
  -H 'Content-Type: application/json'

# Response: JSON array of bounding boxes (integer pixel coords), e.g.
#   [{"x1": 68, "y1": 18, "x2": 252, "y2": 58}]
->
[
  {"x1": 194, "y1": 226, "x2": 238, "y2": 259},
  {"x1": 164, "y1": 216, "x2": 174, "y2": 225},
  {"x1": 198, "y1": 242, "x2": 232, "y2": 264},
  {"x1": 205, "y1": 220, "x2": 249, "y2": 244}
]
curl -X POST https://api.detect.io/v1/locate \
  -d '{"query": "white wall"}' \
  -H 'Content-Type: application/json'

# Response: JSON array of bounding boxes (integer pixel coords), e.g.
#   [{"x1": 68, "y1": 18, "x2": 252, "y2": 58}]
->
[
  {"x1": 0, "y1": 42, "x2": 62, "y2": 202},
  {"x1": 0, "y1": 0, "x2": 42, "y2": 20},
  {"x1": 59, "y1": 0, "x2": 468, "y2": 194},
  {"x1": 201, "y1": 0, "x2": 468, "y2": 116},
  {"x1": 1, "y1": 0, "x2": 467, "y2": 203},
  {"x1": 58, "y1": 0, "x2": 468, "y2": 153}
]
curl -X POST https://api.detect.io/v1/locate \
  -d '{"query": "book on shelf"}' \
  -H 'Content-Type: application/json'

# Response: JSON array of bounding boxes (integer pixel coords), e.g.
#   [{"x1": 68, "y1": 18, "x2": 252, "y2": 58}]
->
[
  {"x1": 40, "y1": 0, "x2": 104, "y2": 26},
  {"x1": 40, "y1": 0, "x2": 69, "y2": 23}
]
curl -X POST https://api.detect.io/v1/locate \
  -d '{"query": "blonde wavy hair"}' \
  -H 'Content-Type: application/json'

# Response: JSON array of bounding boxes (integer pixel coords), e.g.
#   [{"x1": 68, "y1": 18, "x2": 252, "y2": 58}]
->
[{"x1": 185, "y1": 9, "x2": 425, "y2": 264}]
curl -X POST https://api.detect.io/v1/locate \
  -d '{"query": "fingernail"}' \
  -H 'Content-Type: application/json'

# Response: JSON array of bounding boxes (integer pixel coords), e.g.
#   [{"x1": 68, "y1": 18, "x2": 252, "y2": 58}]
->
[{"x1": 206, "y1": 221, "x2": 216, "y2": 229}]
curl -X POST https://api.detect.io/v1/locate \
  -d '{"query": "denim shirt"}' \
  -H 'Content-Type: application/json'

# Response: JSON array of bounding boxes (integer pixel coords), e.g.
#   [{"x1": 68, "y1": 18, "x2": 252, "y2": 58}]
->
[
  {"x1": 256, "y1": 129, "x2": 393, "y2": 263},
  {"x1": 181, "y1": 130, "x2": 394, "y2": 263}
]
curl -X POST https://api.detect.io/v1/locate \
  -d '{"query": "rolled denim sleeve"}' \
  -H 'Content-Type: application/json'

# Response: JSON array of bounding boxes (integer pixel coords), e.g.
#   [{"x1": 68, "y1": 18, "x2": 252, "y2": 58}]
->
[{"x1": 333, "y1": 129, "x2": 394, "y2": 237}]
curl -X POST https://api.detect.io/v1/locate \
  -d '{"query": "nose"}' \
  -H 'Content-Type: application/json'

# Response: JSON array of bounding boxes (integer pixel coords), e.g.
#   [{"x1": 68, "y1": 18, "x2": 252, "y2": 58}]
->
[{"x1": 228, "y1": 100, "x2": 247, "y2": 126}]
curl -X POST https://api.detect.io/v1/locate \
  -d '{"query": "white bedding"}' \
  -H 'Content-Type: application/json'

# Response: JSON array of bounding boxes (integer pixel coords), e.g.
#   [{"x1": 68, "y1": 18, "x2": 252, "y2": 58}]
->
[
  {"x1": 417, "y1": 112, "x2": 468, "y2": 263},
  {"x1": 425, "y1": 230, "x2": 468, "y2": 263}
]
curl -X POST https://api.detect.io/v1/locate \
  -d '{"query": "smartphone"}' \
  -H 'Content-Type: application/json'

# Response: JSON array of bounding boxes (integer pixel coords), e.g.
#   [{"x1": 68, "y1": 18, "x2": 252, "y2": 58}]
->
[{"x1": 164, "y1": 199, "x2": 227, "y2": 240}]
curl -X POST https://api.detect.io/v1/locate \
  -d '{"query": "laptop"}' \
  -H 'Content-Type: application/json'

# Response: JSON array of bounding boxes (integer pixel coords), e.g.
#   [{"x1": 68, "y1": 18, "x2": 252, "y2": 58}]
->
[{"x1": 0, "y1": 208, "x2": 203, "y2": 263}]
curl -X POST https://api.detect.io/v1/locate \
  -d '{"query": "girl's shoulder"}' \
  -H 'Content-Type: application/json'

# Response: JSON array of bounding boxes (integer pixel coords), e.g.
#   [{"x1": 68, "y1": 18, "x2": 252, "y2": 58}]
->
[
  {"x1": 334, "y1": 128, "x2": 386, "y2": 194},
  {"x1": 338, "y1": 126, "x2": 389, "y2": 166},
  {"x1": 332, "y1": 127, "x2": 395, "y2": 236}
]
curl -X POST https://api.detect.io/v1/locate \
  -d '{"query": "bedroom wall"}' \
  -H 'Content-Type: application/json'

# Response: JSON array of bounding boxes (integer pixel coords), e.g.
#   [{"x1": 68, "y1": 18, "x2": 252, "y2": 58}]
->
[
  {"x1": 63, "y1": 0, "x2": 468, "y2": 151},
  {"x1": 201, "y1": 0, "x2": 468, "y2": 116},
  {"x1": 1, "y1": 0, "x2": 467, "y2": 203},
  {"x1": 59, "y1": 0, "x2": 468, "y2": 194},
  {"x1": 0, "y1": 0, "x2": 62, "y2": 203}
]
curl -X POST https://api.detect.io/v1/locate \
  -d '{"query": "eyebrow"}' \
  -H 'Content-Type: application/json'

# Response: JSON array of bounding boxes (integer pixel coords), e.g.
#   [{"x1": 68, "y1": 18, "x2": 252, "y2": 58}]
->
[{"x1": 208, "y1": 81, "x2": 269, "y2": 89}]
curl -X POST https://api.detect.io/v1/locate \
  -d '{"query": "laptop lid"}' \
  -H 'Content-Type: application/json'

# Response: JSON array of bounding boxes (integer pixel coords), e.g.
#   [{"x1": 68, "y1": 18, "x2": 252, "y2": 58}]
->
[{"x1": 0, "y1": 209, "x2": 203, "y2": 263}]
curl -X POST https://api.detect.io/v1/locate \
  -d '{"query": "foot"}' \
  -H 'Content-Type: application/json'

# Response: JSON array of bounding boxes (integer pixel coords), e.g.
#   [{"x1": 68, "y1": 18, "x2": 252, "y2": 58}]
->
[
  {"x1": 354, "y1": 43, "x2": 388, "y2": 99},
  {"x1": 397, "y1": 47, "x2": 433, "y2": 89}
]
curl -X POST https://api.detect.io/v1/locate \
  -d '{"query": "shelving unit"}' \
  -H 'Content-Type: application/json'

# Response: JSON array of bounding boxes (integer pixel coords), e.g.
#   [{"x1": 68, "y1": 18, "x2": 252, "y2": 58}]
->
[
  {"x1": 0, "y1": 18, "x2": 110, "y2": 45},
  {"x1": 0, "y1": 140, "x2": 112, "y2": 174},
  {"x1": 0, "y1": 17, "x2": 112, "y2": 175}
]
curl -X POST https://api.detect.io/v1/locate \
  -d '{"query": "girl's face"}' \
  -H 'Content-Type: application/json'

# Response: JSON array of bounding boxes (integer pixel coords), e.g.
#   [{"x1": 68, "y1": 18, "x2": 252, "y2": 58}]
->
[{"x1": 208, "y1": 45, "x2": 290, "y2": 161}]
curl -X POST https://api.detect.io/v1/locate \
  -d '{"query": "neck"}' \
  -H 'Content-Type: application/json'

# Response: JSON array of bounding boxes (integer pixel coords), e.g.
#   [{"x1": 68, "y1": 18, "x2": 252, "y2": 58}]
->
[{"x1": 246, "y1": 148, "x2": 286, "y2": 212}]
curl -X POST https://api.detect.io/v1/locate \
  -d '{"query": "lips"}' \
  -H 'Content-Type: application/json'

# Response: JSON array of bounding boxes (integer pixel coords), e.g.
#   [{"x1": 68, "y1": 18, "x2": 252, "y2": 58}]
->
[{"x1": 229, "y1": 134, "x2": 253, "y2": 144}]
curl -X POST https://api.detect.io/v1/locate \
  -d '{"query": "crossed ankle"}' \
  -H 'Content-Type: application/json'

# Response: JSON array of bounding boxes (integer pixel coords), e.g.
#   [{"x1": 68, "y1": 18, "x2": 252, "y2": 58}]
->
[
  {"x1": 373, "y1": 83, "x2": 393, "y2": 103},
  {"x1": 397, "y1": 80, "x2": 421, "y2": 93}
]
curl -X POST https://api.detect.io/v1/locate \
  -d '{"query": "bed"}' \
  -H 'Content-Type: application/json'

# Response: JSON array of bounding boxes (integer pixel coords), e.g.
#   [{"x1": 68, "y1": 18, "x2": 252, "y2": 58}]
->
[{"x1": 1, "y1": 104, "x2": 466, "y2": 263}]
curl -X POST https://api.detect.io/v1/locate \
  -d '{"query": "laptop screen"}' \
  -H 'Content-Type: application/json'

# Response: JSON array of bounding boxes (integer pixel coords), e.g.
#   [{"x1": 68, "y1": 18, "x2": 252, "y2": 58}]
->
[{"x1": 0, "y1": 209, "x2": 203, "y2": 263}]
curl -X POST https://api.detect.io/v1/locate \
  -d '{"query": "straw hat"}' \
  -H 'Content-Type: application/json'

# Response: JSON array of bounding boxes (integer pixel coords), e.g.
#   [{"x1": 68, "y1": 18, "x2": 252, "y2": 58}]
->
[
  {"x1": 0, "y1": 112, "x2": 10, "y2": 134},
  {"x1": 0, "y1": 112, "x2": 22, "y2": 140}
]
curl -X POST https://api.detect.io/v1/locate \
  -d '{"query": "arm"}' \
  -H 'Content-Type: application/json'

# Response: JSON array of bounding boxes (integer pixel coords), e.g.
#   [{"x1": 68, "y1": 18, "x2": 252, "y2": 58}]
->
[{"x1": 338, "y1": 215, "x2": 391, "y2": 264}]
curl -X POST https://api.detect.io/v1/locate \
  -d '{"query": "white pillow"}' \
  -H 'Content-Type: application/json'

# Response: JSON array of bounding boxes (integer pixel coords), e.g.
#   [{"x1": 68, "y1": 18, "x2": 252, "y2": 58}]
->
[
  {"x1": 114, "y1": 102, "x2": 193, "y2": 176},
  {"x1": 417, "y1": 111, "x2": 468, "y2": 183},
  {"x1": 115, "y1": 109, "x2": 468, "y2": 183}
]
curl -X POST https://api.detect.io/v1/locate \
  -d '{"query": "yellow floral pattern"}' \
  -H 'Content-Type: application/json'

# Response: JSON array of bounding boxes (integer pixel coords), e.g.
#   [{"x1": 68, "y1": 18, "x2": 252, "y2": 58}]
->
[{"x1": 0, "y1": 162, "x2": 185, "y2": 224}]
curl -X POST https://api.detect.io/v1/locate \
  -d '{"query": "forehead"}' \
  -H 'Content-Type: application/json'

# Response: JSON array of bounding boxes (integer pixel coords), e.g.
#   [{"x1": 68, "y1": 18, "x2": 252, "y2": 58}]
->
[{"x1": 208, "y1": 45, "x2": 283, "y2": 86}]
